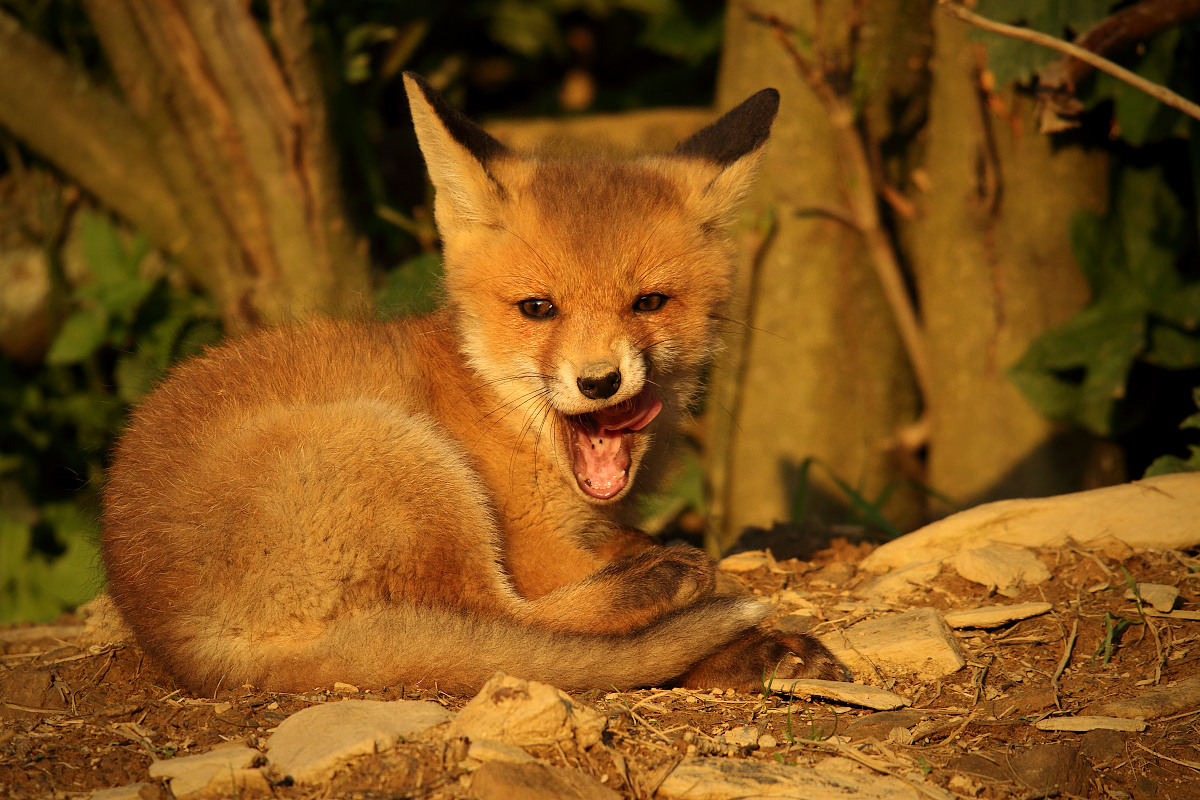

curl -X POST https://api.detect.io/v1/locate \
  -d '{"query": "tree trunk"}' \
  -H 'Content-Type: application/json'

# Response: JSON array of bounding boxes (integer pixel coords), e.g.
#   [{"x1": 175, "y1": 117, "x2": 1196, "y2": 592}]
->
[
  {"x1": 706, "y1": 0, "x2": 927, "y2": 550},
  {"x1": 0, "y1": 1, "x2": 370, "y2": 330},
  {"x1": 906, "y1": 12, "x2": 1120, "y2": 512}
]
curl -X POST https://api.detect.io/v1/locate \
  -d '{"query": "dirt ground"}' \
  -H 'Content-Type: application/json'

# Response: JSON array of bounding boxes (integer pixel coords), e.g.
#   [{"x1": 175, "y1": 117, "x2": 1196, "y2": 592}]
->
[{"x1": 2, "y1": 540, "x2": 1198, "y2": 800}]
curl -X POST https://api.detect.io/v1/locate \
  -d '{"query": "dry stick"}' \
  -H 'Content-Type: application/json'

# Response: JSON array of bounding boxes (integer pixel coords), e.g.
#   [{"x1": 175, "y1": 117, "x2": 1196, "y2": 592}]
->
[
  {"x1": 1051, "y1": 618, "x2": 1078, "y2": 706},
  {"x1": 938, "y1": 0, "x2": 1200, "y2": 123},
  {"x1": 746, "y1": 8, "x2": 933, "y2": 408},
  {"x1": 1135, "y1": 742, "x2": 1200, "y2": 772}
]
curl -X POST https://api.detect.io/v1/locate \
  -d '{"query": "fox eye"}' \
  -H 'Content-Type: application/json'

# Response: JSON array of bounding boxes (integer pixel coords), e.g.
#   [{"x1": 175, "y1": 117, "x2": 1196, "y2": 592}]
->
[
  {"x1": 518, "y1": 298, "x2": 557, "y2": 319},
  {"x1": 632, "y1": 293, "x2": 669, "y2": 313}
]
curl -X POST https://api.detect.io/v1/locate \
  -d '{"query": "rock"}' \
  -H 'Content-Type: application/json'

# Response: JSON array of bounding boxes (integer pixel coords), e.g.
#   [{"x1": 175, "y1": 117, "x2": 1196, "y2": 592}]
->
[
  {"x1": 948, "y1": 543, "x2": 1050, "y2": 590},
  {"x1": 467, "y1": 738, "x2": 536, "y2": 765},
  {"x1": 843, "y1": 710, "x2": 927, "y2": 741},
  {"x1": 861, "y1": 473, "x2": 1200, "y2": 572},
  {"x1": 147, "y1": 744, "x2": 264, "y2": 799},
  {"x1": 1080, "y1": 729, "x2": 1129, "y2": 761},
  {"x1": 446, "y1": 673, "x2": 606, "y2": 748},
  {"x1": 821, "y1": 608, "x2": 965, "y2": 680},
  {"x1": 854, "y1": 561, "x2": 940, "y2": 600},
  {"x1": 1093, "y1": 675, "x2": 1200, "y2": 720},
  {"x1": 1125, "y1": 583, "x2": 1179, "y2": 613},
  {"x1": 468, "y1": 760, "x2": 620, "y2": 800},
  {"x1": 265, "y1": 699, "x2": 450, "y2": 784},
  {"x1": 943, "y1": 602, "x2": 1053, "y2": 629},
  {"x1": 1034, "y1": 716, "x2": 1146, "y2": 732},
  {"x1": 724, "y1": 725, "x2": 760, "y2": 748},
  {"x1": 0, "y1": 668, "x2": 66, "y2": 720},
  {"x1": 90, "y1": 784, "x2": 161, "y2": 800},
  {"x1": 766, "y1": 679, "x2": 909, "y2": 711},
  {"x1": 657, "y1": 756, "x2": 924, "y2": 799},
  {"x1": 1008, "y1": 743, "x2": 1095, "y2": 797},
  {"x1": 718, "y1": 550, "x2": 772, "y2": 573}
]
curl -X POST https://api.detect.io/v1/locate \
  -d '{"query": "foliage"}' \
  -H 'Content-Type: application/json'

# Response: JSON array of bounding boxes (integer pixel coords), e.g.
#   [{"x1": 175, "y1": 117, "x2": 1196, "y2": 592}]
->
[
  {"x1": 1144, "y1": 387, "x2": 1200, "y2": 476},
  {"x1": 972, "y1": 2, "x2": 1200, "y2": 467},
  {"x1": 0, "y1": 212, "x2": 219, "y2": 623},
  {"x1": 1009, "y1": 166, "x2": 1200, "y2": 437}
]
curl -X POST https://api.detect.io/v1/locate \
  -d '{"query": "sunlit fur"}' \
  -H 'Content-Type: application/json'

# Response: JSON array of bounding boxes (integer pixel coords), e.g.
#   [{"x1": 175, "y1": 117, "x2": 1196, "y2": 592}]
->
[{"x1": 99, "y1": 75, "x2": 846, "y2": 695}]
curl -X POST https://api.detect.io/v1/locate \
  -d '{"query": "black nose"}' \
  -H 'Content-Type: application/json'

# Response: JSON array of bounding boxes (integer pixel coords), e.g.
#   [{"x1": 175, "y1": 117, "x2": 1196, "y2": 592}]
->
[{"x1": 577, "y1": 369, "x2": 621, "y2": 400}]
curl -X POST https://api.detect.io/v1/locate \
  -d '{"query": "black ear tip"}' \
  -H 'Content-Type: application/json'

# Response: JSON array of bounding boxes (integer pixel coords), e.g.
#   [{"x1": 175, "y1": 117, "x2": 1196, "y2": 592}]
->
[
  {"x1": 742, "y1": 88, "x2": 780, "y2": 122},
  {"x1": 673, "y1": 87, "x2": 781, "y2": 165}
]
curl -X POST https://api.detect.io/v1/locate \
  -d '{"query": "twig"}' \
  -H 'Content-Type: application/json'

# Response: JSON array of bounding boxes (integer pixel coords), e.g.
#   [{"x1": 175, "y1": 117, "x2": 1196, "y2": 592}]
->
[
  {"x1": 1051, "y1": 618, "x2": 1078, "y2": 699},
  {"x1": 1135, "y1": 742, "x2": 1200, "y2": 771},
  {"x1": 939, "y1": 0, "x2": 1200, "y2": 124}
]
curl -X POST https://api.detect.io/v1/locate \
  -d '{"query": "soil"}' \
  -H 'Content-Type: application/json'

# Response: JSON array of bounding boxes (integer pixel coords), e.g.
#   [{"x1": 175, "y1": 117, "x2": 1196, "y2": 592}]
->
[{"x1": 1, "y1": 541, "x2": 1198, "y2": 800}]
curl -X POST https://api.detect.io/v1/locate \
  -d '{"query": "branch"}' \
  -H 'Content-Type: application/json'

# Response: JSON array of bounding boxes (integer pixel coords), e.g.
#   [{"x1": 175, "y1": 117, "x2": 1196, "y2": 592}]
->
[
  {"x1": 745, "y1": 7, "x2": 934, "y2": 407},
  {"x1": 0, "y1": 10, "x2": 186, "y2": 252},
  {"x1": 938, "y1": 0, "x2": 1200, "y2": 129},
  {"x1": 1041, "y1": 0, "x2": 1200, "y2": 91}
]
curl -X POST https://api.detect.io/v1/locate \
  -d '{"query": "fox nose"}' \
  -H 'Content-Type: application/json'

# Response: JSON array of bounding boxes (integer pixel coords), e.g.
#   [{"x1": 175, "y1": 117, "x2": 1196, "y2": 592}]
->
[{"x1": 577, "y1": 365, "x2": 622, "y2": 400}]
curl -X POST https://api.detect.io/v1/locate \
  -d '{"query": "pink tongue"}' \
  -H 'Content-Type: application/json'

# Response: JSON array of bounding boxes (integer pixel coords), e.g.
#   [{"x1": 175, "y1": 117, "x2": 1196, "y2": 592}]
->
[{"x1": 573, "y1": 390, "x2": 663, "y2": 499}]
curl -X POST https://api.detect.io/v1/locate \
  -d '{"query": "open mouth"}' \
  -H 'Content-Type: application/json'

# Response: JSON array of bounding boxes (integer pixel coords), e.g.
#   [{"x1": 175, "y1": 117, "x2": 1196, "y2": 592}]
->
[{"x1": 568, "y1": 387, "x2": 663, "y2": 500}]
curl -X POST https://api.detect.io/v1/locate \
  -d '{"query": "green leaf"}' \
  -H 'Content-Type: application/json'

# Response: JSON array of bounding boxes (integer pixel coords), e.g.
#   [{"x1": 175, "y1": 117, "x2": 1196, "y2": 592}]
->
[
  {"x1": 974, "y1": 0, "x2": 1114, "y2": 86},
  {"x1": 1144, "y1": 446, "x2": 1200, "y2": 477},
  {"x1": 46, "y1": 308, "x2": 108, "y2": 365},
  {"x1": 1144, "y1": 323, "x2": 1200, "y2": 370},
  {"x1": 1009, "y1": 301, "x2": 1146, "y2": 435}
]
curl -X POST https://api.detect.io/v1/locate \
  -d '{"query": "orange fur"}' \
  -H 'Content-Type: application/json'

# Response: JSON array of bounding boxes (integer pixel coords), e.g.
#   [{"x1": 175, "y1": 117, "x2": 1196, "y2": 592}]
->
[{"x1": 100, "y1": 75, "x2": 846, "y2": 695}]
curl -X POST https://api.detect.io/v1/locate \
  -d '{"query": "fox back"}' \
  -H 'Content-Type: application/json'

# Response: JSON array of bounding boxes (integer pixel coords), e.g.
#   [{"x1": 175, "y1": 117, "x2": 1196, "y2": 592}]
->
[{"x1": 100, "y1": 76, "x2": 844, "y2": 695}]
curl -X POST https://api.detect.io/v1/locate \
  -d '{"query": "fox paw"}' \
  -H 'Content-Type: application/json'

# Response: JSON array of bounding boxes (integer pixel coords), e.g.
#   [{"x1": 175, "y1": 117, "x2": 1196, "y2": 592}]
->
[
  {"x1": 673, "y1": 627, "x2": 848, "y2": 693},
  {"x1": 604, "y1": 544, "x2": 716, "y2": 613}
]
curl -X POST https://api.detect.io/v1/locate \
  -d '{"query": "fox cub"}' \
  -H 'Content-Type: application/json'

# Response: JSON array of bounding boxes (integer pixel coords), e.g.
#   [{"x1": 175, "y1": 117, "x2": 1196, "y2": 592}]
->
[{"x1": 101, "y1": 74, "x2": 844, "y2": 695}]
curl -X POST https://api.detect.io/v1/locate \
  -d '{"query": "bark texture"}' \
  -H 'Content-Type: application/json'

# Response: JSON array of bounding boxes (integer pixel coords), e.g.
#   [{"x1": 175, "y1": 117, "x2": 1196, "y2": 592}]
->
[
  {"x1": 908, "y1": 14, "x2": 1118, "y2": 511},
  {"x1": 0, "y1": 1, "x2": 370, "y2": 329},
  {"x1": 707, "y1": 0, "x2": 926, "y2": 548}
]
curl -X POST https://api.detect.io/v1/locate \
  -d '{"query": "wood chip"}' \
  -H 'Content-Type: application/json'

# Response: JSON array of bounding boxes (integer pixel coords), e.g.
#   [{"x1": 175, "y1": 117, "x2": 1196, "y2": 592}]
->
[
  {"x1": 1034, "y1": 716, "x2": 1146, "y2": 732},
  {"x1": 765, "y1": 679, "x2": 909, "y2": 711},
  {"x1": 943, "y1": 602, "x2": 1053, "y2": 629}
]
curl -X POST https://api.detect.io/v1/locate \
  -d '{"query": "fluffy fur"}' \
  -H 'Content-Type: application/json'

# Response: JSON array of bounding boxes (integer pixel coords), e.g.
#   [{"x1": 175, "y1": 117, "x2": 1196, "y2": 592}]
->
[{"x1": 100, "y1": 75, "x2": 845, "y2": 695}]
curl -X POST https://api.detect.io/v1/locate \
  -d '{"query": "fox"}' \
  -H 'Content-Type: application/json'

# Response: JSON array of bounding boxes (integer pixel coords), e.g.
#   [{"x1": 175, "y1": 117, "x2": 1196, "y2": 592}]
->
[{"x1": 99, "y1": 73, "x2": 845, "y2": 696}]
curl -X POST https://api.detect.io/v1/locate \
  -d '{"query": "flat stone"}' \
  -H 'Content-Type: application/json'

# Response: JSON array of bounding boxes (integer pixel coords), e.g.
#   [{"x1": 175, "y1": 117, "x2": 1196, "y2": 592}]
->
[
  {"x1": 446, "y1": 673, "x2": 605, "y2": 748},
  {"x1": 766, "y1": 679, "x2": 909, "y2": 711},
  {"x1": 147, "y1": 744, "x2": 263, "y2": 798},
  {"x1": 1093, "y1": 675, "x2": 1200, "y2": 720},
  {"x1": 468, "y1": 760, "x2": 621, "y2": 800},
  {"x1": 657, "y1": 756, "x2": 924, "y2": 800},
  {"x1": 467, "y1": 738, "x2": 536, "y2": 765},
  {"x1": 265, "y1": 699, "x2": 450, "y2": 784},
  {"x1": 90, "y1": 784, "x2": 158, "y2": 800},
  {"x1": 724, "y1": 725, "x2": 760, "y2": 748},
  {"x1": 949, "y1": 543, "x2": 1050, "y2": 590},
  {"x1": 861, "y1": 473, "x2": 1200, "y2": 572},
  {"x1": 843, "y1": 710, "x2": 927, "y2": 740},
  {"x1": 1125, "y1": 583, "x2": 1179, "y2": 613},
  {"x1": 854, "y1": 561, "x2": 940, "y2": 600},
  {"x1": 821, "y1": 607, "x2": 965, "y2": 680},
  {"x1": 718, "y1": 550, "x2": 772, "y2": 573},
  {"x1": 943, "y1": 602, "x2": 1053, "y2": 629},
  {"x1": 1035, "y1": 716, "x2": 1146, "y2": 732}
]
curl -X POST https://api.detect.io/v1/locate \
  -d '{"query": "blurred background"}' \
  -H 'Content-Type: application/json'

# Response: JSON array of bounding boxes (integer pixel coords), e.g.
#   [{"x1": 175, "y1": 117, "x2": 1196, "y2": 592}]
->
[{"x1": 1, "y1": 0, "x2": 1198, "y2": 623}]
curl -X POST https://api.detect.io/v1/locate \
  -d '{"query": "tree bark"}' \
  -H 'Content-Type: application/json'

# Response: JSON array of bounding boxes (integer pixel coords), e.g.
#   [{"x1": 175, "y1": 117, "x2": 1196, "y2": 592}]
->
[
  {"x1": 0, "y1": 1, "x2": 370, "y2": 330},
  {"x1": 707, "y1": 0, "x2": 926, "y2": 550},
  {"x1": 907, "y1": 12, "x2": 1119, "y2": 512}
]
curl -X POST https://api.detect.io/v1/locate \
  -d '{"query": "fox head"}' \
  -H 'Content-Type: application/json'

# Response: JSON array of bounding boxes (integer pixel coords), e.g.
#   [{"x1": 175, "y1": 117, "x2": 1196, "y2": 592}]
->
[{"x1": 404, "y1": 74, "x2": 778, "y2": 503}]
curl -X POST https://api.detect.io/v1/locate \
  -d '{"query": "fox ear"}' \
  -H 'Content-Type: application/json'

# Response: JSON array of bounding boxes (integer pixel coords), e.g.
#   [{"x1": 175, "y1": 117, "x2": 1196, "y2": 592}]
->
[
  {"x1": 403, "y1": 73, "x2": 511, "y2": 233},
  {"x1": 672, "y1": 88, "x2": 780, "y2": 227}
]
